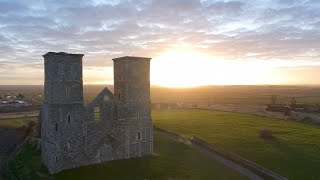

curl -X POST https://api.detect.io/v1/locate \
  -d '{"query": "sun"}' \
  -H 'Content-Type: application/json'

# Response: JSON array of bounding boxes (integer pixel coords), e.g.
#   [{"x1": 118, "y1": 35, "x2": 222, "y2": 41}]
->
[
  {"x1": 150, "y1": 49, "x2": 278, "y2": 87},
  {"x1": 151, "y1": 50, "x2": 209, "y2": 87}
]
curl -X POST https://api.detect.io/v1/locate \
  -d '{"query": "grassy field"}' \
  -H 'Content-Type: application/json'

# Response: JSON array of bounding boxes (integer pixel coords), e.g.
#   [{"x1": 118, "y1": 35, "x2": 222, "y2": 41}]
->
[
  {"x1": 152, "y1": 109, "x2": 320, "y2": 180},
  {"x1": 0, "y1": 117, "x2": 37, "y2": 128},
  {"x1": 3, "y1": 130, "x2": 247, "y2": 180}
]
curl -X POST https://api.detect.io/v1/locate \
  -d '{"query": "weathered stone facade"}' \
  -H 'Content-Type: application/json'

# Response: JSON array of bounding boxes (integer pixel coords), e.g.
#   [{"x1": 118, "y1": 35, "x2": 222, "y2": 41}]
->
[{"x1": 41, "y1": 52, "x2": 153, "y2": 174}]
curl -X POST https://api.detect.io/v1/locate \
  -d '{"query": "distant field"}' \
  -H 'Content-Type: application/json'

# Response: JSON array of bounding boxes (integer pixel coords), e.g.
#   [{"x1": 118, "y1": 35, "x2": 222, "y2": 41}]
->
[
  {"x1": 152, "y1": 109, "x2": 320, "y2": 180},
  {"x1": 3, "y1": 130, "x2": 247, "y2": 180},
  {"x1": 2, "y1": 85, "x2": 320, "y2": 105}
]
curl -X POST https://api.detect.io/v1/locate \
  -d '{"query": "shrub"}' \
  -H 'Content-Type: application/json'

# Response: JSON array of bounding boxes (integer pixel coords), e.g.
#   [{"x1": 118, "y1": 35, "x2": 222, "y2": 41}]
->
[{"x1": 259, "y1": 129, "x2": 274, "y2": 139}]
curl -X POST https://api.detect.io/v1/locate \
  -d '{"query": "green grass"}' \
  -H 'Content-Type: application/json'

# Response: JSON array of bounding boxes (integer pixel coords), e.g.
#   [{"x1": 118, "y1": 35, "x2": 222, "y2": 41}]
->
[
  {"x1": 4, "y1": 131, "x2": 247, "y2": 180},
  {"x1": 0, "y1": 117, "x2": 38, "y2": 128},
  {"x1": 152, "y1": 109, "x2": 320, "y2": 180}
]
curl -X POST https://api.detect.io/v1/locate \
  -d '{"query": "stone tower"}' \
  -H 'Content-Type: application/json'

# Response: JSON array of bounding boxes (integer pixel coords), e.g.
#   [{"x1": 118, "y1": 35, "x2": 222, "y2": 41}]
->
[
  {"x1": 113, "y1": 56, "x2": 153, "y2": 158},
  {"x1": 41, "y1": 52, "x2": 85, "y2": 173},
  {"x1": 41, "y1": 53, "x2": 153, "y2": 174}
]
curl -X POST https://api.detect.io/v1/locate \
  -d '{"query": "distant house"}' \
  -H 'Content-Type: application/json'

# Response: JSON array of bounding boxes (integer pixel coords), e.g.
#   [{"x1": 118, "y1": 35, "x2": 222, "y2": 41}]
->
[
  {"x1": 151, "y1": 103, "x2": 178, "y2": 109},
  {"x1": 266, "y1": 104, "x2": 319, "y2": 113},
  {"x1": 0, "y1": 100, "x2": 29, "y2": 108}
]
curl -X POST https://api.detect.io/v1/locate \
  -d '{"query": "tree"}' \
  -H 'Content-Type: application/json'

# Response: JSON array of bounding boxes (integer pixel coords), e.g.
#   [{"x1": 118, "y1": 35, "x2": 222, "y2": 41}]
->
[
  {"x1": 271, "y1": 95, "x2": 277, "y2": 105},
  {"x1": 17, "y1": 93, "x2": 25, "y2": 100}
]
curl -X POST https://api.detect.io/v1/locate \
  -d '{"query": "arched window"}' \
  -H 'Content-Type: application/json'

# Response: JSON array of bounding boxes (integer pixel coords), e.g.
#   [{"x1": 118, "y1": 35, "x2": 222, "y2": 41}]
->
[
  {"x1": 103, "y1": 96, "x2": 110, "y2": 103},
  {"x1": 67, "y1": 142, "x2": 71, "y2": 149},
  {"x1": 66, "y1": 87, "x2": 70, "y2": 95},
  {"x1": 137, "y1": 132, "x2": 141, "y2": 140},
  {"x1": 94, "y1": 107, "x2": 100, "y2": 121}
]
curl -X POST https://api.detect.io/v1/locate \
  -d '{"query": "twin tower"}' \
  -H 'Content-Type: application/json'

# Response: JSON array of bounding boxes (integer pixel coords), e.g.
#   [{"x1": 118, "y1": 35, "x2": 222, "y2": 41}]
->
[{"x1": 41, "y1": 52, "x2": 153, "y2": 174}]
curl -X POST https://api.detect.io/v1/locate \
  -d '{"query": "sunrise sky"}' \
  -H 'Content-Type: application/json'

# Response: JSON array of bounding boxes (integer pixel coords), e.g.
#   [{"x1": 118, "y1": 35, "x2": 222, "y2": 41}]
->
[{"x1": 0, "y1": 0, "x2": 319, "y2": 86}]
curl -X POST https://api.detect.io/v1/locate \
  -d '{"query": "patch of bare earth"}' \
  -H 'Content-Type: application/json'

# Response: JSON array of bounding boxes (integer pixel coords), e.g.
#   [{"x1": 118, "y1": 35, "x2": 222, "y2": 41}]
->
[
  {"x1": 0, "y1": 111, "x2": 39, "y2": 120},
  {"x1": 0, "y1": 127, "x2": 26, "y2": 171}
]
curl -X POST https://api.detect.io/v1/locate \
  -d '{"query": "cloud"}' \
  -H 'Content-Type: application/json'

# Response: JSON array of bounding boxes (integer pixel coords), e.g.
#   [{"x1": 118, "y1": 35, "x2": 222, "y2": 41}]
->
[{"x1": 0, "y1": 0, "x2": 319, "y2": 84}]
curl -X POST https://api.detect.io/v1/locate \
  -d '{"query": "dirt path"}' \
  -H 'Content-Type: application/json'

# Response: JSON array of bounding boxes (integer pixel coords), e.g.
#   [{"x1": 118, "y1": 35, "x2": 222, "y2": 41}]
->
[
  {"x1": 0, "y1": 111, "x2": 39, "y2": 120},
  {"x1": 156, "y1": 130, "x2": 263, "y2": 180},
  {"x1": 191, "y1": 143, "x2": 263, "y2": 180}
]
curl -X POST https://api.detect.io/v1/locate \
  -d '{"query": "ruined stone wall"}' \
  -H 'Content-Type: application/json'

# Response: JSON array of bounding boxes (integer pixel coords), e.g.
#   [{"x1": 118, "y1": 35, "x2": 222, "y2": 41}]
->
[{"x1": 42, "y1": 54, "x2": 153, "y2": 174}]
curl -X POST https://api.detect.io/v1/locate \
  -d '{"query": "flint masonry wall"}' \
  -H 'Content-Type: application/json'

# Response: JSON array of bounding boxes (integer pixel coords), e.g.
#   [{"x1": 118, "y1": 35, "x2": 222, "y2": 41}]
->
[
  {"x1": 42, "y1": 53, "x2": 153, "y2": 174},
  {"x1": 113, "y1": 57, "x2": 153, "y2": 158}
]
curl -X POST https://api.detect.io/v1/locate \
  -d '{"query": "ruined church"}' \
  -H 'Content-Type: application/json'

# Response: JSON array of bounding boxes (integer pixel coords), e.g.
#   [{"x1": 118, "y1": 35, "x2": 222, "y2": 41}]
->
[{"x1": 41, "y1": 52, "x2": 153, "y2": 174}]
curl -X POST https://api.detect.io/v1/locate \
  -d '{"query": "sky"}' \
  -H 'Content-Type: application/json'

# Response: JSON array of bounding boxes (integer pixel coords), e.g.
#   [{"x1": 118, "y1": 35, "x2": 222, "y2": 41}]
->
[{"x1": 0, "y1": 0, "x2": 320, "y2": 86}]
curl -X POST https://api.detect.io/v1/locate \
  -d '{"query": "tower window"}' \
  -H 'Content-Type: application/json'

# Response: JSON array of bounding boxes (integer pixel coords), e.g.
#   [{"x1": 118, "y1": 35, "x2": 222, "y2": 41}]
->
[
  {"x1": 57, "y1": 64, "x2": 64, "y2": 75},
  {"x1": 136, "y1": 113, "x2": 139, "y2": 117},
  {"x1": 67, "y1": 142, "x2": 71, "y2": 149},
  {"x1": 66, "y1": 87, "x2": 70, "y2": 95},
  {"x1": 70, "y1": 65, "x2": 76, "y2": 77},
  {"x1": 137, "y1": 132, "x2": 141, "y2": 140},
  {"x1": 67, "y1": 114, "x2": 71, "y2": 123},
  {"x1": 55, "y1": 157, "x2": 58, "y2": 162},
  {"x1": 55, "y1": 123, "x2": 58, "y2": 131},
  {"x1": 118, "y1": 92, "x2": 121, "y2": 101},
  {"x1": 112, "y1": 105, "x2": 118, "y2": 120}
]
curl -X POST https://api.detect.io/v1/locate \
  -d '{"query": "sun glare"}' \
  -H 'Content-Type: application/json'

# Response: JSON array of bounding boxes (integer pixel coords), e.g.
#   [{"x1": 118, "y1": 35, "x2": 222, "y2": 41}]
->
[{"x1": 150, "y1": 50, "x2": 280, "y2": 87}]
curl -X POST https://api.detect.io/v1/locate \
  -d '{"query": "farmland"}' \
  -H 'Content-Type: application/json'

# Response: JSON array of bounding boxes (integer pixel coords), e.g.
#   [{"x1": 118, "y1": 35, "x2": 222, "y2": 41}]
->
[
  {"x1": 153, "y1": 109, "x2": 320, "y2": 180},
  {"x1": 3, "y1": 85, "x2": 320, "y2": 106}
]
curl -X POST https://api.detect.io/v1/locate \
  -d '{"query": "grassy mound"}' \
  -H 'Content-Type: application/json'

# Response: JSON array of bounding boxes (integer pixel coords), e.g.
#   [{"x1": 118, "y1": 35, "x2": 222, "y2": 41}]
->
[{"x1": 153, "y1": 109, "x2": 320, "y2": 179}]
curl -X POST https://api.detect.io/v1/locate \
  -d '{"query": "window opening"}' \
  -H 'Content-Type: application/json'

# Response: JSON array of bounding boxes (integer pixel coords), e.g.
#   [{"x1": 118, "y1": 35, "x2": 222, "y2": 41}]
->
[
  {"x1": 113, "y1": 105, "x2": 118, "y2": 120},
  {"x1": 67, "y1": 114, "x2": 71, "y2": 123},
  {"x1": 67, "y1": 142, "x2": 71, "y2": 149},
  {"x1": 94, "y1": 107, "x2": 100, "y2": 121},
  {"x1": 57, "y1": 64, "x2": 64, "y2": 75}
]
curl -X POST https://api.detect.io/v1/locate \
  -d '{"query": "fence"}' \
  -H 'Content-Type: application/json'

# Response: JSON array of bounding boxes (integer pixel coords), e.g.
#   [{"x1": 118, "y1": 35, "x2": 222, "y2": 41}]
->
[
  {"x1": 154, "y1": 125, "x2": 288, "y2": 180},
  {"x1": 190, "y1": 136, "x2": 288, "y2": 180}
]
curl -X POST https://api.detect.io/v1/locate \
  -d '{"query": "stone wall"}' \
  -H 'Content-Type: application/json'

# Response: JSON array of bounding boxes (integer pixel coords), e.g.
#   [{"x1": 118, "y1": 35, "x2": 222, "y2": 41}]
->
[{"x1": 42, "y1": 53, "x2": 153, "y2": 174}]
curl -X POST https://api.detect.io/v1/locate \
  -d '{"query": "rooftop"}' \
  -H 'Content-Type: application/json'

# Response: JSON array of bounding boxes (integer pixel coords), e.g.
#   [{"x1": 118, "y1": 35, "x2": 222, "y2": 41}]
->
[
  {"x1": 112, "y1": 56, "x2": 151, "y2": 61},
  {"x1": 43, "y1": 52, "x2": 84, "y2": 57}
]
